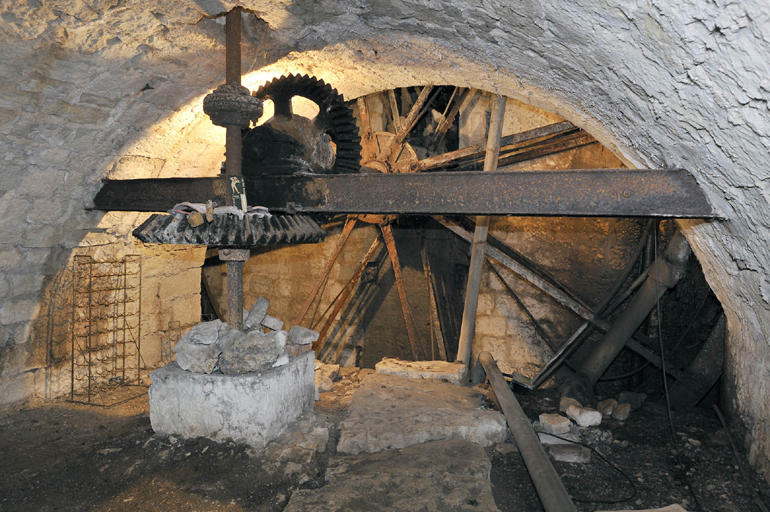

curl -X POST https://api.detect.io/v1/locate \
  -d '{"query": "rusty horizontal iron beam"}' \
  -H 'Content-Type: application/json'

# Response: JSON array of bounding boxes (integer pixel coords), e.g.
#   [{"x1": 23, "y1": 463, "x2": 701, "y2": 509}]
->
[{"x1": 91, "y1": 168, "x2": 715, "y2": 218}]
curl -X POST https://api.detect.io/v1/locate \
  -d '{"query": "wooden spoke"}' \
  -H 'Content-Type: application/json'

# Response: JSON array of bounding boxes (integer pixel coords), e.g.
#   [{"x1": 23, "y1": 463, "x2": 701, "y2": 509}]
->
[
  {"x1": 413, "y1": 121, "x2": 590, "y2": 172},
  {"x1": 356, "y1": 96, "x2": 372, "y2": 140},
  {"x1": 400, "y1": 86, "x2": 413, "y2": 116},
  {"x1": 313, "y1": 235, "x2": 383, "y2": 352},
  {"x1": 385, "y1": 86, "x2": 434, "y2": 163},
  {"x1": 294, "y1": 215, "x2": 358, "y2": 326},
  {"x1": 380, "y1": 222, "x2": 423, "y2": 360},
  {"x1": 422, "y1": 240, "x2": 447, "y2": 361},
  {"x1": 387, "y1": 89, "x2": 402, "y2": 133},
  {"x1": 427, "y1": 88, "x2": 478, "y2": 154}
]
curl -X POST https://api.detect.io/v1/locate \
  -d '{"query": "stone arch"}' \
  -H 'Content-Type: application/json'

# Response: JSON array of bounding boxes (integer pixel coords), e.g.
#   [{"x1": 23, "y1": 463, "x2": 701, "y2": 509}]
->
[{"x1": 2, "y1": 0, "x2": 768, "y2": 478}]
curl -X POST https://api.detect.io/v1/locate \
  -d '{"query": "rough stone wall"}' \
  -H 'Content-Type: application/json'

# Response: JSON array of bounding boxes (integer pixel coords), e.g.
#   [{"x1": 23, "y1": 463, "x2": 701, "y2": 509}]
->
[{"x1": 2, "y1": 0, "x2": 770, "y2": 478}]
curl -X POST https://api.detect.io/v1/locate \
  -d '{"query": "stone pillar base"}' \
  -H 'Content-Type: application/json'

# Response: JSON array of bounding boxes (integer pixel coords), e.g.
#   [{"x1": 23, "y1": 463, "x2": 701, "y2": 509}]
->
[{"x1": 149, "y1": 351, "x2": 314, "y2": 449}]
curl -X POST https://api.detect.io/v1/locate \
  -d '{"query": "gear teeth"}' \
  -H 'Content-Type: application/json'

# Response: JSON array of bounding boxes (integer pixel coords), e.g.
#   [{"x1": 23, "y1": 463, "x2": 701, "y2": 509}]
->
[
  {"x1": 252, "y1": 74, "x2": 362, "y2": 174},
  {"x1": 133, "y1": 213, "x2": 326, "y2": 247}
]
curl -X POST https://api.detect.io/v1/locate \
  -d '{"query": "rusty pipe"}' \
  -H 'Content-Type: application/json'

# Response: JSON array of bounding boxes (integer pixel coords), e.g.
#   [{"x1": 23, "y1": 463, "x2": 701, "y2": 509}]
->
[{"x1": 478, "y1": 352, "x2": 578, "y2": 512}]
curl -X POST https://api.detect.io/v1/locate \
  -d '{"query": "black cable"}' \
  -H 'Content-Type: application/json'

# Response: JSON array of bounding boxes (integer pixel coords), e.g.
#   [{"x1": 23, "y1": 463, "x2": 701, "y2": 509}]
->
[
  {"x1": 545, "y1": 433, "x2": 636, "y2": 504},
  {"x1": 654, "y1": 234, "x2": 703, "y2": 512}
]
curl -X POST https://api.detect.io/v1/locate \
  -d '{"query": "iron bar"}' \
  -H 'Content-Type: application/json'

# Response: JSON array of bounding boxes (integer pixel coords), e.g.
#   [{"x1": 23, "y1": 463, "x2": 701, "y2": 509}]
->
[
  {"x1": 478, "y1": 352, "x2": 578, "y2": 512},
  {"x1": 93, "y1": 169, "x2": 716, "y2": 218}
]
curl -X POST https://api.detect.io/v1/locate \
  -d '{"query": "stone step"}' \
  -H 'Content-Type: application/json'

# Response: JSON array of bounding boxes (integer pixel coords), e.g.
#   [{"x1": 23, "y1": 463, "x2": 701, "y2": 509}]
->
[{"x1": 337, "y1": 372, "x2": 506, "y2": 455}]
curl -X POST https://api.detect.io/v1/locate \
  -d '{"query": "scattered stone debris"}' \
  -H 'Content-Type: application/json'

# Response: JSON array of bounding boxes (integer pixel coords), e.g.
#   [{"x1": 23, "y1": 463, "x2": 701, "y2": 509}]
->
[
  {"x1": 539, "y1": 413, "x2": 573, "y2": 435},
  {"x1": 218, "y1": 329, "x2": 286, "y2": 375},
  {"x1": 174, "y1": 320, "x2": 225, "y2": 373},
  {"x1": 374, "y1": 358, "x2": 469, "y2": 385},
  {"x1": 613, "y1": 402, "x2": 632, "y2": 421},
  {"x1": 559, "y1": 396, "x2": 582, "y2": 412},
  {"x1": 288, "y1": 325, "x2": 320, "y2": 345},
  {"x1": 261, "y1": 314, "x2": 284, "y2": 331},
  {"x1": 314, "y1": 361, "x2": 340, "y2": 399},
  {"x1": 262, "y1": 415, "x2": 330, "y2": 464},
  {"x1": 548, "y1": 443, "x2": 591, "y2": 463},
  {"x1": 495, "y1": 442, "x2": 518, "y2": 456},
  {"x1": 566, "y1": 405, "x2": 602, "y2": 427},
  {"x1": 618, "y1": 391, "x2": 647, "y2": 411},
  {"x1": 597, "y1": 398, "x2": 619, "y2": 417},
  {"x1": 538, "y1": 427, "x2": 581, "y2": 446},
  {"x1": 171, "y1": 301, "x2": 317, "y2": 378},
  {"x1": 244, "y1": 296, "x2": 270, "y2": 330}
]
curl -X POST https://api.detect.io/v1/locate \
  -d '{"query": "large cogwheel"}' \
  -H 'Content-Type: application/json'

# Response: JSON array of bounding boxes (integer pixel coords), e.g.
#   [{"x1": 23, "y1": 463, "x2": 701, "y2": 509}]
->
[{"x1": 248, "y1": 74, "x2": 362, "y2": 174}]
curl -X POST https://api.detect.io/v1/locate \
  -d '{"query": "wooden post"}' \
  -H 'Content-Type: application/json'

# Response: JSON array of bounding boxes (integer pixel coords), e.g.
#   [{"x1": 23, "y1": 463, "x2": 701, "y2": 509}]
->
[{"x1": 456, "y1": 94, "x2": 506, "y2": 365}]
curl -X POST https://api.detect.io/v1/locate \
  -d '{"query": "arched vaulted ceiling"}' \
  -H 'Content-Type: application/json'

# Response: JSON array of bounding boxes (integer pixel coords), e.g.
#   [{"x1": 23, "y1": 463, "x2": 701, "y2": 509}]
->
[{"x1": 2, "y1": 0, "x2": 769, "y2": 477}]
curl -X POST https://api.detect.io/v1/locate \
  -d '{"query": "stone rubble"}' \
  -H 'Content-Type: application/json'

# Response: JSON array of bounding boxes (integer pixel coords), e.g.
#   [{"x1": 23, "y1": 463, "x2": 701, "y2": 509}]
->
[
  {"x1": 618, "y1": 391, "x2": 647, "y2": 411},
  {"x1": 613, "y1": 402, "x2": 632, "y2": 421},
  {"x1": 174, "y1": 320, "x2": 224, "y2": 374},
  {"x1": 172, "y1": 303, "x2": 308, "y2": 376},
  {"x1": 559, "y1": 396, "x2": 582, "y2": 412},
  {"x1": 314, "y1": 361, "x2": 340, "y2": 398},
  {"x1": 539, "y1": 413, "x2": 573, "y2": 435},
  {"x1": 219, "y1": 329, "x2": 286, "y2": 375},
  {"x1": 261, "y1": 314, "x2": 284, "y2": 332},
  {"x1": 597, "y1": 398, "x2": 619, "y2": 417},
  {"x1": 244, "y1": 297, "x2": 270, "y2": 330},
  {"x1": 538, "y1": 428, "x2": 581, "y2": 446},
  {"x1": 374, "y1": 358, "x2": 470, "y2": 385},
  {"x1": 548, "y1": 443, "x2": 591, "y2": 463},
  {"x1": 566, "y1": 405, "x2": 603, "y2": 427},
  {"x1": 288, "y1": 326, "x2": 320, "y2": 345},
  {"x1": 495, "y1": 442, "x2": 518, "y2": 455}
]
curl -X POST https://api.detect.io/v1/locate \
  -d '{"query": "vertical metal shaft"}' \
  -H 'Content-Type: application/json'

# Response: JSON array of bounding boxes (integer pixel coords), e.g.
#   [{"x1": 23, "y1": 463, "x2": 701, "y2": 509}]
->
[
  {"x1": 223, "y1": 7, "x2": 247, "y2": 330},
  {"x1": 226, "y1": 259, "x2": 245, "y2": 330},
  {"x1": 225, "y1": 8, "x2": 241, "y2": 86},
  {"x1": 224, "y1": 7, "x2": 243, "y2": 190},
  {"x1": 456, "y1": 94, "x2": 506, "y2": 365}
]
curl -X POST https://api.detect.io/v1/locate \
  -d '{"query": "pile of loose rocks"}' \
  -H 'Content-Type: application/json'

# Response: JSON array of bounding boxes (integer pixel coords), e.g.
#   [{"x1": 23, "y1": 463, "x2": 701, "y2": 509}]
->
[
  {"x1": 535, "y1": 391, "x2": 647, "y2": 464},
  {"x1": 173, "y1": 297, "x2": 318, "y2": 375},
  {"x1": 172, "y1": 296, "x2": 343, "y2": 400}
]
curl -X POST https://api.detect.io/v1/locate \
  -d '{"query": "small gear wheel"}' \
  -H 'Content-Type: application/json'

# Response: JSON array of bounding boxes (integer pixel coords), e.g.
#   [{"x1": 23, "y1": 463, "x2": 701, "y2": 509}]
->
[{"x1": 244, "y1": 74, "x2": 362, "y2": 174}]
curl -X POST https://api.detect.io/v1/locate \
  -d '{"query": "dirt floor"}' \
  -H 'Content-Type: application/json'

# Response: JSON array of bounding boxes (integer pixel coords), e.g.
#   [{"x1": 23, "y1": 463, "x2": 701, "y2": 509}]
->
[{"x1": 2, "y1": 369, "x2": 769, "y2": 511}]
